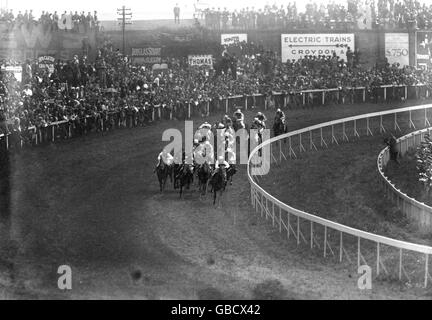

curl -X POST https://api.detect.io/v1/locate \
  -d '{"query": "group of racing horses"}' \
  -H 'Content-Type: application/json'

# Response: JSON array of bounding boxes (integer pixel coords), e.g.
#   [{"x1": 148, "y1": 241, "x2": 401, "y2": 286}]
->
[{"x1": 155, "y1": 108, "x2": 288, "y2": 204}]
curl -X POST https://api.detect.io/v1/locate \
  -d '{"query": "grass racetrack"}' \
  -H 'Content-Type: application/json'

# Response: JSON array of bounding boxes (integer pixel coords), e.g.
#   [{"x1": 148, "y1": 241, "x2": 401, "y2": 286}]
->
[{"x1": 1, "y1": 100, "x2": 432, "y2": 299}]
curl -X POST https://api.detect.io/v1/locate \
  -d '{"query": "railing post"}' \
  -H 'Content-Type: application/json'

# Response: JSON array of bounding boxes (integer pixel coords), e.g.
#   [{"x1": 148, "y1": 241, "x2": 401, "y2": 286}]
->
[
  {"x1": 225, "y1": 98, "x2": 229, "y2": 114},
  {"x1": 339, "y1": 232, "x2": 343, "y2": 262},
  {"x1": 363, "y1": 88, "x2": 366, "y2": 102},
  {"x1": 188, "y1": 103, "x2": 191, "y2": 119},
  {"x1": 377, "y1": 242, "x2": 380, "y2": 276},
  {"x1": 324, "y1": 226, "x2": 327, "y2": 257},
  {"x1": 245, "y1": 96, "x2": 248, "y2": 111},
  {"x1": 425, "y1": 254, "x2": 429, "y2": 288},
  {"x1": 357, "y1": 237, "x2": 361, "y2": 268},
  {"x1": 310, "y1": 221, "x2": 313, "y2": 249},
  {"x1": 399, "y1": 248, "x2": 403, "y2": 280}
]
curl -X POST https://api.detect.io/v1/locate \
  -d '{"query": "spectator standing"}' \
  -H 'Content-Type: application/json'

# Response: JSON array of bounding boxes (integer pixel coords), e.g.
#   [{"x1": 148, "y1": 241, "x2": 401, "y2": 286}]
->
[{"x1": 174, "y1": 4, "x2": 180, "y2": 24}]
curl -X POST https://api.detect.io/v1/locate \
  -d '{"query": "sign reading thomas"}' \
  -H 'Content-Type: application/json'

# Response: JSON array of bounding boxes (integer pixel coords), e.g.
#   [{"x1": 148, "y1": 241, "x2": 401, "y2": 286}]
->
[
  {"x1": 221, "y1": 34, "x2": 247, "y2": 45},
  {"x1": 131, "y1": 47, "x2": 162, "y2": 64},
  {"x1": 281, "y1": 33, "x2": 355, "y2": 62},
  {"x1": 188, "y1": 55, "x2": 213, "y2": 67}
]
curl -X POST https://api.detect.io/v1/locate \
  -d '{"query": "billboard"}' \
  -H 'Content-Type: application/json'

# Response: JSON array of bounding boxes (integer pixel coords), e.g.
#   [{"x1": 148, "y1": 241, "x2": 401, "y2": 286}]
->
[
  {"x1": 38, "y1": 55, "x2": 56, "y2": 73},
  {"x1": 221, "y1": 34, "x2": 247, "y2": 46},
  {"x1": 385, "y1": 33, "x2": 409, "y2": 66},
  {"x1": 188, "y1": 55, "x2": 213, "y2": 67},
  {"x1": 1, "y1": 65, "x2": 22, "y2": 82},
  {"x1": 131, "y1": 47, "x2": 162, "y2": 64},
  {"x1": 281, "y1": 33, "x2": 355, "y2": 62},
  {"x1": 416, "y1": 32, "x2": 432, "y2": 70}
]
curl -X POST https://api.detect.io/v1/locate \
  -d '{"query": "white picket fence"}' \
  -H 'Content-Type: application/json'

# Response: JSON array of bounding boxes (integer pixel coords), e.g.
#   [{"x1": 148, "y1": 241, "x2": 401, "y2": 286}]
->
[
  {"x1": 378, "y1": 128, "x2": 432, "y2": 232},
  {"x1": 248, "y1": 103, "x2": 432, "y2": 288}
]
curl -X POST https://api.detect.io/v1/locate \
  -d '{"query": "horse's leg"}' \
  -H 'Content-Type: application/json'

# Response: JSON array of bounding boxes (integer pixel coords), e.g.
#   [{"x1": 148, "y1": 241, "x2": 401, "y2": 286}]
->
[
  {"x1": 179, "y1": 183, "x2": 183, "y2": 198},
  {"x1": 213, "y1": 188, "x2": 216, "y2": 205}
]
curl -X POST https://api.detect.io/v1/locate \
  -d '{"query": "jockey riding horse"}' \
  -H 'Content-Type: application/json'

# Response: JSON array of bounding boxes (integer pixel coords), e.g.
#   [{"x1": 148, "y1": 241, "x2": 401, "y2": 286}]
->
[{"x1": 273, "y1": 108, "x2": 288, "y2": 137}]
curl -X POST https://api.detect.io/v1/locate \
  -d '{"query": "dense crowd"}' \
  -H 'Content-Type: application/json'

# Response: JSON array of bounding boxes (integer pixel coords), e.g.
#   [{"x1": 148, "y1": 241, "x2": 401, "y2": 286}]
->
[
  {"x1": 198, "y1": 0, "x2": 432, "y2": 31},
  {"x1": 0, "y1": 8, "x2": 99, "y2": 32},
  {"x1": 1, "y1": 37, "x2": 432, "y2": 144}
]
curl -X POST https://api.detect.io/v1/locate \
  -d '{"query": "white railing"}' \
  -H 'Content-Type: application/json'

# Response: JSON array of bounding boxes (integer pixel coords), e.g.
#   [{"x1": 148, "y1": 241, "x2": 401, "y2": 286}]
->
[
  {"x1": 378, "y1": 128, "x2": 432, "y2": 232},
  {"x1": 247, "y1": 103, "x2": 432, "y2": 288}
]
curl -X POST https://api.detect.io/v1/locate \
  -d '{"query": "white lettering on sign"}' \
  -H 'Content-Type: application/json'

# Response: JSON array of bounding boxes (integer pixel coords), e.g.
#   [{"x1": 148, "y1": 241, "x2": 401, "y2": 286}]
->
[
  {"x1": 131, "y1": 47, "x2": 161, "y2": 56},
  {"x1": 221, "y1": 34, "x2": 247, "y2": 45},
  {"x1": 281, "y1": 33, "x2": 355, "y2": 62},
  {"x1": 188, "y1": 55, "x2": 213, "y2": 67}
]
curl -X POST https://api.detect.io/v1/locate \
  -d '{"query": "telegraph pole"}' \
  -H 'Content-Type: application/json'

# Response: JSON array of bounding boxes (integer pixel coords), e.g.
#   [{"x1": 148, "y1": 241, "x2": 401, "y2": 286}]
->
[{"x1": 117, "y1": 6, "x2": 132, "y2": 56}]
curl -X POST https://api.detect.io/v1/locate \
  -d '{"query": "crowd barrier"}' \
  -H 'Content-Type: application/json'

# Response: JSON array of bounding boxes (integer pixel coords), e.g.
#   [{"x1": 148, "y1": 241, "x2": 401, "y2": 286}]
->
[
  {"x1": 378, "y1": 128, "x2": 432, "y2": 232},
  {"x1": 1, "y1": 84, "x2": 431, "y2": 152},
  {"x1": 248, "y1": 103, "x2": 432, "y2": 288}
]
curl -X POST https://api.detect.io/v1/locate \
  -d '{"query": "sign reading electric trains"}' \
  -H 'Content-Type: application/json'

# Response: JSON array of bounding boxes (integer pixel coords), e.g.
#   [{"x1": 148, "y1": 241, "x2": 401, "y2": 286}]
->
[{"x1": 281, "y1": 34, "x2": 355, "y2": 62}]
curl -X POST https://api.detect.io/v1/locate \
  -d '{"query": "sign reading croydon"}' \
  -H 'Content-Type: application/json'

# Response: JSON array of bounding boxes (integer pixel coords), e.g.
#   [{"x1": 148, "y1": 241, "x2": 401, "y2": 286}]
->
[
  {"x1": 385, "y1": 33, "x2": 409, "y2": 67},
  {"x1": 281, "y1": 34, "x2": 355, "y2": 62}
]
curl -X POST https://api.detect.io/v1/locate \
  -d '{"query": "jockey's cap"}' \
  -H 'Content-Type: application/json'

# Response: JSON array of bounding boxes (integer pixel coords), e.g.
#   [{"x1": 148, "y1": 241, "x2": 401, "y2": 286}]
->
[
  {"x1": 276, "y1": 108, "x2": 282, "y2": 113},
  {"x1": 199, "y1": 122, "x2": 212, "y2": 129},
  {"x1": 235, "y1": 109, "x2": 242, "y2": 114},
  {"x1": 217, "y1": 123, "x2": 225, "y2": 129}
]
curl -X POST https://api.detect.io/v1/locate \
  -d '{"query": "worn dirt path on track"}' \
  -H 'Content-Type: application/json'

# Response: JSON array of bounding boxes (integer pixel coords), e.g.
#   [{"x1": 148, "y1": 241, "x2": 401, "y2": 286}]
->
[{"x1": 0, "y1": 102, "x2": 430, "y2": 299}]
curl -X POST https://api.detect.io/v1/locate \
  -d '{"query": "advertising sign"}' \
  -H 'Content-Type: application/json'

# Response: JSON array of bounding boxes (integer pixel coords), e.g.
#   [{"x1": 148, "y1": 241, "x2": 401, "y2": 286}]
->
[
  {"x1": 385, "y1": 33, "x2": 409, "y2": 66},
  {"x1": 131, "y1": 47, "x2": 162, "y2": 64},
  {"x1": 188, "y1": 55, "x2": 213, "y2": 67},
  {"x1": 281, "y1": 33, "x2": 355, "y2": 62},
  {"x1": 38, "y1": 55, "x2": 55, "y2": 73},
  {"x1": 1, "y1": 65, "x2": 22, "y2": 82},
  {"x1": 221, "y1": 34, "x2": 248, "y2": 45},
  {"x1": 416, "y1": 32, "x2": 432, "y2": 70}
]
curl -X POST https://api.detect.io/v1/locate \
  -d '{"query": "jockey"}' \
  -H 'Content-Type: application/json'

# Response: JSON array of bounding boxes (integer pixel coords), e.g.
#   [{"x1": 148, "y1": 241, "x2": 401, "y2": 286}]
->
[
  {"x1": 157, "y1": 149, "x2": 174, "y2": 166},
  {"x1": 256, "y1": 112, "x2": 267, "y2": 128},
  {"x1": 251, "y1": 118, "x2": 264, "y2": 131},
  {"x1": 222, "y1": 114, "x2": 233, "y2": 128},
  {"x1": 212, "y1": 156, "x2": 230, "y2": 179},
  {"x1": 233, "y1": 108, "x2": 244, "y2": 122},
  {"x1": 195, "y1": 136, "x2": 215, "y2": 165},
  {"x1": 275, "y1": 108, "x2": 286, "y2": 123},
  {"x1": 197, "y1": 122, "x2": 212, "y2": 143}
]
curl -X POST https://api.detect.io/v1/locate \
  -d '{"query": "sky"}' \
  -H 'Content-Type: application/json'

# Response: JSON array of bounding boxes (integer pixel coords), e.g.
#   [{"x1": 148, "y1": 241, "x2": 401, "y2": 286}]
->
[{"x1": 1, "y1": 0, "x2": 350, "y2": 21}]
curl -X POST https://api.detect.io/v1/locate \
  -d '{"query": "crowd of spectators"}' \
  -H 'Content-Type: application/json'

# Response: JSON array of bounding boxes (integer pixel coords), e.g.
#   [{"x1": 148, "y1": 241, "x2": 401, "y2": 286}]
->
[
  {"x1": 0, "y1": 8, "x2": 99, "y2": 33},
  {"x1": 1, "y1": 37, "x2": 432, "y2": 145},
  {"x1": 197, "y1": 0, "x2": 432, "y2": 31}
]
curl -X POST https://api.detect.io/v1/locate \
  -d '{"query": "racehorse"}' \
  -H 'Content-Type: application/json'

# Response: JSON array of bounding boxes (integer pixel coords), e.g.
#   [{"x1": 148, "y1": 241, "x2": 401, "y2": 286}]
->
[
  {"x1": 197, "y1": 162, "x2": 212, "y2": 196},
  {"x1": 226, "y1": 165, "x2": 237, "y2": 186},
  {"x1": 209, "y1": 166, "x2": 227, "y2": 205},
  {"x1": 273, "y1": 117, "x2": 287, "y2": 137},
  {"x1": 155, "y1": 159, "x2": 172, "y2": 193},
  {"x1": 178, "y1": 164, "x2": 194, "y2": 198}
]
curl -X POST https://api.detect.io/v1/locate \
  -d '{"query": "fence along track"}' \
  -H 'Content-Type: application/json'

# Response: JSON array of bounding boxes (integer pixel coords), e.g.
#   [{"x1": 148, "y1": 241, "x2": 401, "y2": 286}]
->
[
  {"x1": 248, "y1": 104, "x2": 432, "y2": 288},
  {"x1": 378, "y1": 128, "x2": 432, "y2": 232}
]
